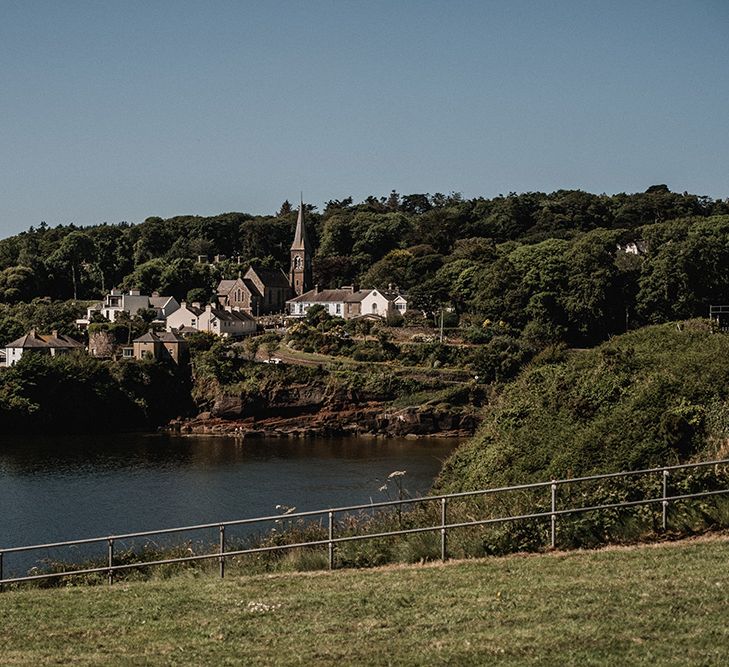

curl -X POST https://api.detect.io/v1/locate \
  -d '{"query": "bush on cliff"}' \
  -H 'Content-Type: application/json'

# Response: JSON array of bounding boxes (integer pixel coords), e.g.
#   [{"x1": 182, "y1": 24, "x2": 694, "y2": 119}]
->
[{"x1": 437, "y1": 320, "x2": 729, "y2": 493}]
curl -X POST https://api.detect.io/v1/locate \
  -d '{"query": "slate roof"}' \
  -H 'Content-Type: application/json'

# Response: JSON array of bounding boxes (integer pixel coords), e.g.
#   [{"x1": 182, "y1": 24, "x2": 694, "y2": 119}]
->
[
  {"x1": 217, "y1": 279, "x2": 238, "y2": 295},
  {"x1": 5, "y1": 330, "x2": 84, "y2": 349},
  {"x1": 209, "y1": 307, "x2": 255, "y2": 322},
  {"x1": 287, "y1": 288, "x2": 371, "y2": 304},
  {"x1": 40, "y1": 333, "x2": 85, "y2": 349},
  {"x1": 134, "y1": 330, "x2": 187, "y2": 344},
  {"x1": 181, "y1": 304, "x2": 205, "y2": 316},
  {"x1": 242, "y1": 278, "x2": 262, "y2": 298},
  {"x1": 149, "y1": 296, "x2": 174, "y2": 308},
  {"x1": 133, "y1": 331, "x2": 159, "y2": 343},
  {"x1": 248, "y1": 265, "x2": 291, "y2": 289},
  {"x1": 377, "y1": 290, "x2": 408, "y2": 302},
  {"x1": 157, "y1": 331, "x2": 187, "y2": 343}
]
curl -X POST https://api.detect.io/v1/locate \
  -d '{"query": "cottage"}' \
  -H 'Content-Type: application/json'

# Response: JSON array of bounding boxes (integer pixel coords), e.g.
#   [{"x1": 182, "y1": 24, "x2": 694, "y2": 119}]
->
[
  {"x1": 4, "y1": 330, "x2": 85, "y2": 367},
  {"x1": 129, "y1": 330, "x2": 189, "y2": 364},
  {"x1": 361, "y1": 288, "x2": 409, "y2": 318},
  {"x1": 286, "y1": 286, "x2": 370, "y2": 319},
  {"x1": 287, "y1": 285, "x2": 408, "y2": 320}
]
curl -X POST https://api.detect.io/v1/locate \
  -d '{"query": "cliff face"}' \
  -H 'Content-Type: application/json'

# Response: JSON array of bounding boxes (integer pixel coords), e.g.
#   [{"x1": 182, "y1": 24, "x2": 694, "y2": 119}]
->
[{"x1": 172, "y1": 381, "x2": 478, "y2": 439}]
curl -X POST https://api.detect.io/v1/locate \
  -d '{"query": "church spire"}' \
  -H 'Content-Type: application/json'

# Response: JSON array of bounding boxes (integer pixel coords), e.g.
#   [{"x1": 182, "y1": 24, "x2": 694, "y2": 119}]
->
[
  {"x1": 290, "y1": 195, "x2": 310, "y2": 251},
  {"x1": 289, "y1": 195, "x2": 312, "y2": 296}
]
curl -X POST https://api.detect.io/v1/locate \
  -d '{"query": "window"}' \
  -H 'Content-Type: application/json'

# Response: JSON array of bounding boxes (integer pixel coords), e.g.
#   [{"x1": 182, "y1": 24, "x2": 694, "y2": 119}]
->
[
  {"x1": 123, "y1": 348, "x2": 133, "y2": 358},
  {"x1": 336, "y1": 304, "x2": 341, "y2": 314},
  {"x1": 372, "y1": 303, "x2": 378, "y2": 313},
  {"x1": 294, "y1": 256, "x2": 302, "y2": 270}
]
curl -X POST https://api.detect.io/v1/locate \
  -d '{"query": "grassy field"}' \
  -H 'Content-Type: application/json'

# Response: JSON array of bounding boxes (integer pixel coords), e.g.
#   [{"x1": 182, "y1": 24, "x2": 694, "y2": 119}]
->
[{"x1": 2, "y1": 535, "x2": 729, "y2": 665}]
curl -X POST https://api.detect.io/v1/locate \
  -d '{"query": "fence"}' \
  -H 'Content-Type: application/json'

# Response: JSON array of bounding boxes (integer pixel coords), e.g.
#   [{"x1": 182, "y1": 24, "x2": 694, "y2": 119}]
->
[{"x1": 2, "y1": 457, "x2": 729, "y2": 588}]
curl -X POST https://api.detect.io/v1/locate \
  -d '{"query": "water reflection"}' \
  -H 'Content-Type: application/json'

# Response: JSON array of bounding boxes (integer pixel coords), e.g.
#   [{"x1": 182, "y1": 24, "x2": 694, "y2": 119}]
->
[{"x1": 0, "y1": 433, "x2": 460, "y2": 563}]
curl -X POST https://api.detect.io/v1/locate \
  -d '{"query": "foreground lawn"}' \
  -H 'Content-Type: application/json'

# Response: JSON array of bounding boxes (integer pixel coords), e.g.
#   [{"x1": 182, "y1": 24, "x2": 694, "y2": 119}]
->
[{"x1": 2, "y1": 535, "x2": 729, "y2": 666}]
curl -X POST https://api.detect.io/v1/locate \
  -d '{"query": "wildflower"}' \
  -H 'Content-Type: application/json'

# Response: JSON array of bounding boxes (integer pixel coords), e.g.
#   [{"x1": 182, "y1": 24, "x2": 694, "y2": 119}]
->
[{"x1": 243, "y1": 601, "x2": 281, "y2": 613}]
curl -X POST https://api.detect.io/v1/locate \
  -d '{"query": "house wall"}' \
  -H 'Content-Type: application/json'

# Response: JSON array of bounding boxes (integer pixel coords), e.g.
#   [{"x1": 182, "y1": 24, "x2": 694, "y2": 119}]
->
[
  {"x1": 244, "y1": 268, "x2": 288, "y2": 314},
  {"x1": 289, "y1": 300, "x2": 346, "y2": 318},
  {"x1": 4, "y1": 347, "x2": 50, "y2": 367},
  {"x1": 166, "y1": 306, "x2": 200, "y2": 332},
  {"x1": 360, "y1": 291, "x2": 392, "y2": 317},
  {"x1": 133, "y1": 341, "x2": 158, "y2": 360},
  {"x1": 344, "y1": 302, "x2": 361, "y2": 319}
]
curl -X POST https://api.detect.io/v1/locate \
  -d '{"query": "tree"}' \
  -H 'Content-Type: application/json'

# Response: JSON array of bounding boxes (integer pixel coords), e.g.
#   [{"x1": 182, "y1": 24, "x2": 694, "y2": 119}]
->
[
  {"x1": 259, "y1": 333, "x2": 281, "y2": 361},
  {"x1": 242, "y1": 336, "x2": 262, "y2": 361},
  {"x1": 48, "y1": 231, "x2": 96, "y2": 300}
]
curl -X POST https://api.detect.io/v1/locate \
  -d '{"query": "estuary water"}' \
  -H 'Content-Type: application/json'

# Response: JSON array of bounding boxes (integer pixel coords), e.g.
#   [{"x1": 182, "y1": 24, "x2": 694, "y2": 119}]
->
[{"x1": 0, "y1": 433, "x2": 459, "y2": 576}]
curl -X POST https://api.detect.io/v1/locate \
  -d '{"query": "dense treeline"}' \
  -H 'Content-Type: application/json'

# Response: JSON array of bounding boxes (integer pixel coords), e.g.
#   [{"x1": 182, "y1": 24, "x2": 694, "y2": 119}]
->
[{"x1": 1, "y1": 186, "x2": 728, "y2": 346}]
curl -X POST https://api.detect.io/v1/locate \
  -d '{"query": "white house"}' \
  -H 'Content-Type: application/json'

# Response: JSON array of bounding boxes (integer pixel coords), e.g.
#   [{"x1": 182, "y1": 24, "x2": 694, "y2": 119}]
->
[
  {"x1": 77, "y1": 289, "x2": 180, "y2": 327},
  {"x1": 168, "y1": 303, "x2": 256, "y2": 337},
  {"x1": 360, "y1": 288, "x2": 408, "y2": 318},
  {"x1": 287, "y1": 286, "x2": 409, "y2": 320},
  {"x1": 165, "y1": 301, "x2": 205, "y2": 332},
  {"x1": 4, "y1": 330, "x2": 85, "y2": 367},
  {"x1": 286, "y1": 286, "x2": 370, "y2": 319}
]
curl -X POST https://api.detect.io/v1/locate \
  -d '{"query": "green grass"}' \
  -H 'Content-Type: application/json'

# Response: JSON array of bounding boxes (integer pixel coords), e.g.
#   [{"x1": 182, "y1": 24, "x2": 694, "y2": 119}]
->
[{"x1": 3, "y1": 534, "x2": 729, "y2": 665}]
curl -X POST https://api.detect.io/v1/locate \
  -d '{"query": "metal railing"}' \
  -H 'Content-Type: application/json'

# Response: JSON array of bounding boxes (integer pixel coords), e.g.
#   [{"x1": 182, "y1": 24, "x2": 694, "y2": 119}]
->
[{"x1": 2, "y1": 457, "x2": 728, "y2": 588}]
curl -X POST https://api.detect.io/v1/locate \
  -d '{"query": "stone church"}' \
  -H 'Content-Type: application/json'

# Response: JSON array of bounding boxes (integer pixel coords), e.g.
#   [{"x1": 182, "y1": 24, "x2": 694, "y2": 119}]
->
[{"x1": 216, "y1": 198, "x2": 312, "y2": 314}]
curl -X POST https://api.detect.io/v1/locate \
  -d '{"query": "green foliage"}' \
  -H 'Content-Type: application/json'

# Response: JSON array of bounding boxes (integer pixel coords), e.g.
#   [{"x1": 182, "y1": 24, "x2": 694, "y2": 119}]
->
[
  {"x1": 0, "y1": 353, "x2": 193, "y2": 433},
  {"x1": 438, "y1": 322, "x2": 729, "y2": 494}
]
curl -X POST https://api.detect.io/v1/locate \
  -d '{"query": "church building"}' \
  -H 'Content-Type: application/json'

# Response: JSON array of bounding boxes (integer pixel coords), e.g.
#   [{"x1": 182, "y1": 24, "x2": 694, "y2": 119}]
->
[{"x1": 216, "y1": 198, "x2": 312, "y2": 314}]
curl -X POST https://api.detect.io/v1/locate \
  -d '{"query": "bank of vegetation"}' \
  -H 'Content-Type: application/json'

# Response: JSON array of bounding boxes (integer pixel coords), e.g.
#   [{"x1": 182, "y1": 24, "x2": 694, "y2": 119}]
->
[{"x1": 0, "y1": 353, "x2": 193, "y2": 433}]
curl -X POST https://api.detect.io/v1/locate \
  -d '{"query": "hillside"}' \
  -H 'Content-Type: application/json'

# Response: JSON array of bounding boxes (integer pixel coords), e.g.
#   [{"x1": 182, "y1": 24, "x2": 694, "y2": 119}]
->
[
  {"x1": 437, "y1": 321, "x2": 729, "y2": 492},
  {"x1": 2, "y1": 535, "x2": 729, "y2": 665}
]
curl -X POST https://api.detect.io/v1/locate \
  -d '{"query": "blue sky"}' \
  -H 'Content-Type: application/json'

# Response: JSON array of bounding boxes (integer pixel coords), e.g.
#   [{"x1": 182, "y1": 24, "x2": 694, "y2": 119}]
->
[{"x1": 1, "y1": 1, "x2": 727, "y2": 236}]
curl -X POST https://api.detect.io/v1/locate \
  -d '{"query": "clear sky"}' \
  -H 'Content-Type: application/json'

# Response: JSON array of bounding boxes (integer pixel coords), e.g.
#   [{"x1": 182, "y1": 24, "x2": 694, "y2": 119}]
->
[{"x1": 1, "y1": 1, "x2": 728, "y2": 236}]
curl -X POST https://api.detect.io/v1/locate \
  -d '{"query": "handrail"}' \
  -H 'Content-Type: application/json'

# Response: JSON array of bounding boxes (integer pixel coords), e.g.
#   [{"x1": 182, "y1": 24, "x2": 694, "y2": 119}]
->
[{"x1": 2, "y1": 456, "x2": 728, "y2": 586}]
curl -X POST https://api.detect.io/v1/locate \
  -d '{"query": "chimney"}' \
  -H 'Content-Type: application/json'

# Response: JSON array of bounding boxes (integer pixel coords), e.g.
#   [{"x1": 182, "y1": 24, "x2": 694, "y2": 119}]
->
[
  {"x1": 129, "y1": 289, "x2": 141, "y2": 296},
  {"x1": 205, "y1": 304, "x2": 212, "y2": 312},
  {"x1": 388, "y1": 283, "x2": 393, "y2": 291},
  {"x1": 314, "y1": 284, "x2": 319, "y2": 294},
  {"x1": 342, "y1": 285, "x2": 353, "y2": 293},
  {"x1": 192, "y1": 302, "x2": 201, "y2": 309},
  {"x1": 52, "y1": 330, "x2": 58, "y2": 338},
  {"x1": 152, "y1": 291, "x2": 159, "y2": 297},
  {"x1": 181, "y1": 300, "x2": 187, "y2": 308}
]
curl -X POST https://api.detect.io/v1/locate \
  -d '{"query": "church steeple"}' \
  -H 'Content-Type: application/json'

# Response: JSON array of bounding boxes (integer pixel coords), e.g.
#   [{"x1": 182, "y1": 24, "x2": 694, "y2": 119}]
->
[{"x1": 290, "y1": 196, "x2": 312, "y2": 296}]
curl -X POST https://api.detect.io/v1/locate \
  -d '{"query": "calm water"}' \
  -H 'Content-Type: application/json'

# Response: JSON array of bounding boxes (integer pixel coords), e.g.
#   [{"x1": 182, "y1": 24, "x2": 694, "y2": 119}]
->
[{"x1": 0, "y1": 433, "x2": 459, "y2": 575}]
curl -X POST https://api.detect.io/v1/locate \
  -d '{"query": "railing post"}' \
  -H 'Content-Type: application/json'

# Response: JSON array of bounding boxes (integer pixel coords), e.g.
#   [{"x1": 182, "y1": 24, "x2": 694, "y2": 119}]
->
[
  {"x1": 219, "y1": 525, "x2": 226, "y2": 579},
  {"x1": 550, "y1": 482, "x2": 557, "y2": 549},
  {"x1": 662, "y1": 469, "x2": 669, "y2": 531},
  {"x1": 328, "y1": 511, "x2": 334, "y2": 570},
  {"x1": 107, "y1": 538, "x2": 114, "y2": 586},
  {"x1": 440, "y1": 497, "x2": 448, "y2": 562}
]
